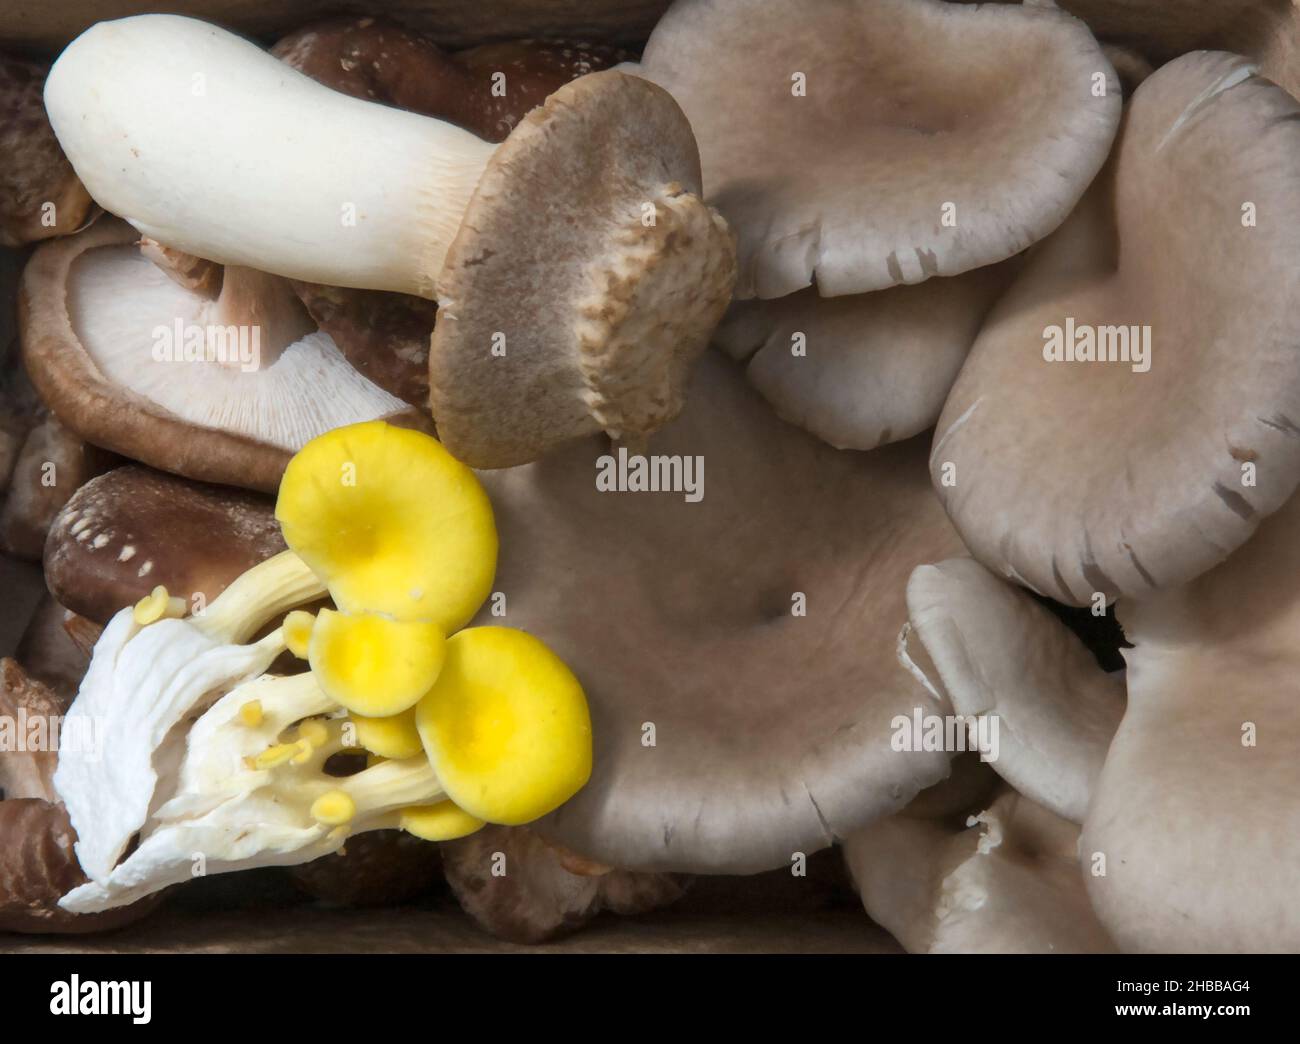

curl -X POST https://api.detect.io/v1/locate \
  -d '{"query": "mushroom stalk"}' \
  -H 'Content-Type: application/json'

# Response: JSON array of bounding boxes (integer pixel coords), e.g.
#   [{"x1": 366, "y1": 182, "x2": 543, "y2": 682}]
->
[
  {"x1": 44, "y1": 15, "x2": 497, "y2": 298},
  {"x1": 195, "y1": 549, "x2": 326, "y2": 644},
  {"x1": 209, "y1": 265, "x2": 316, "y2": 365}
]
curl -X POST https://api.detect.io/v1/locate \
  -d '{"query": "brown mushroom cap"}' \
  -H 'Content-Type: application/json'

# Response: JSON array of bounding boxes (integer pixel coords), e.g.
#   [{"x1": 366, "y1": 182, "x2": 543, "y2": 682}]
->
[
  {"x1": 0, "y1": 658, "x2": 66, "y2": 803},
  {"x1": 20, "y1": 219, "x2": 425, "y2": 492},
  {"x1": 639, "y1": 0, "x2": 1120, "y2": 298},
  {"x1": 44, "y1": 465, "x2": 285, "y2": 625},
  {"x1": 1081, "y1": 488, "x2": 1300, "y2": 953},
  {"x1": 846, "y1": 789, "x2": 1117, "y2": 953},
  {"x1": 931, "y1": 51, "x2": 1300, "y2": 605},
  {"x1": 287, "y1": 830, "x2": 444, "y2": 907},
  {"x1": 715, "y1": 261, "x2": 1018, "y2": 450},
  {"x1": 475, "y1": 352, "x2": 965, "y2": 872},
  {"x1": 441, "y1": 825, "x2": 685, "y2": 943},
  {"x1": 0, "y1": 55, "x2": 93, "y2": 247},
  {"x1": 432, "y1": 70, "x2": 736, "y2": 468}
]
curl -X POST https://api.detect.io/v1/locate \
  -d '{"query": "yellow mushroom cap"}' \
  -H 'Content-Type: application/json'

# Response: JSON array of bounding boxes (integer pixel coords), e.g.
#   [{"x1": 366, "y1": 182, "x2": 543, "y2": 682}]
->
[
  {"x1": 399, "y1": 800, "x2": 486, "y2": 842},
  {"x1": 310, "y1": 608, "x2": 446, "y2": 718},
  {"x1": 351, "y1": 708, "x2": 424, "y2": 761},
  {"x1": 415, "y1": 627, "x2": 592, "y2": 826},
  {"x1": 275, "y1": 421, "x2": 498, "y2": 631}
]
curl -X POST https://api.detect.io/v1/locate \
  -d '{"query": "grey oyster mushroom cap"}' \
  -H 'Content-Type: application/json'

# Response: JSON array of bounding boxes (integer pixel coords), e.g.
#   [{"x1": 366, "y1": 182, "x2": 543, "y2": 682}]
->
[
  {"x1": 43, "y1": 16, "x2": 737, "y2": 469},
  {"x1": 904, "y1": 558, "x2": 1125, "y2": 824},
  {"x1": 1082, "y1": 488, "x2": 1300, "y2": 953},
  {"x1": 931, "y1": 52, "x2": 1300, "y2": 605},
  {"x1": 846, "y1": 789, "x2": 1117, "y2": 954},
  {"x1": 714, "y1": 261, "x2": 1019, "y2": 450},
  {"x1": 639, "y1": 0, "x2": 1120, "y2": 298},
  {"x1": 475, "y1": 351, "x2": 966, "y2": 873}
]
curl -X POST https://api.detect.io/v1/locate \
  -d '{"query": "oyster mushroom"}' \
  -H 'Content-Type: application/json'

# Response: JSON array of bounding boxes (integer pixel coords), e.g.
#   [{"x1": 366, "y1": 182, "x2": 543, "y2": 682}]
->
[
  {"x1": 1081, "y1": 487, "x2": 1300, "y2": 953},
  {"x1": 441, "y1": 825, "x2": 685, "y2": 943},
  {"x1": 45, "y1": 465, "x2": 285, "y2": 625},
  {"x1": 846, "y1": 789, "x2": 1117, "y2": 954},
  {"x1": 476, "y1": 351, "x2": 966, "y2": 873},
  {"x1": 639, "y1": 0, "x2": 1120, "y2": 298},
  {"x1": 20, "y1": 220, "x2": 419, "y2": 493},
  {"x1": 45, "y1": 15, "x2": 737, "y2": 468},
  {"x1": 903, "y1": 558, "x2": 1125, "y2": 823},
  {"x1": 0, "y1": 55, "x2": 93, "y2": 247},
  {"x1": 931, "y1": 51, "x2": 1300, "y2": 605},
  {"x1": 715, "y1": 261, "x2": 1019, "y2": 450}
]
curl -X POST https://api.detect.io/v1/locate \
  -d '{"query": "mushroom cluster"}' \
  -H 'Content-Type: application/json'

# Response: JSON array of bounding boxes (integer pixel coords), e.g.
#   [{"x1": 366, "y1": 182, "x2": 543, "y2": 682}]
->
[{"x1": 0, "y1": 0, "x2": 1297, "y2": 953}]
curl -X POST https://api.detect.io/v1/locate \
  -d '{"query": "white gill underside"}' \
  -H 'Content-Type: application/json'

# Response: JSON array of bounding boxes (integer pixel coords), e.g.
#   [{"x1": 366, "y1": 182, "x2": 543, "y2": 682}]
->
[{"x1": 70, "y1": 247, "x2": 408, "y2": 449}]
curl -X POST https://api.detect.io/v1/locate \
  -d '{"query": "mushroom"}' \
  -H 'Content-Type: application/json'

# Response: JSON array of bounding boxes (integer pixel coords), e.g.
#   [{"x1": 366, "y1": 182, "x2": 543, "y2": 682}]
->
[
  {"x1": 714, "y1": 261, "x2": 1019, "y2": 450},
  {"x1": 903, "y1": 558, "x2": 1125, "y2": 823},
  {"x1": 44, "y1": 15, "x2": 737, "y2": 468},
  {"x1": 273, "y1": 18, "x2": 634, "y2": 143},
  {"x1": 14, "y1": 597, "x2": 92, "y2": 702},
  {"x1": 0, "y1": 55, "x2": 93, "y2": 246},
  {"x1": 441, "y1": 825, "x2": 685, "y2": 943},
  {"x1": 474, "y1": 351, "x2": 966, "y2": 873},
  {"x1": 0, "y1": 657, "x2": 65, "y2": 802},
  {"x1": 0, "y1": 410, "x2": 115, "y2": 559},
  {"x1": 44, "y1": 465, "x2": 285, "y2": 625},
  {"x1": 930, "y1": 51, "x2": 1300, "y2": 605},
  {"x1": 846, "y1": 789, "x2": 1117, "y2": 953},
  {"x1": 638, "y1": 0, "x2": 1120, "y2": 298},
  {"x1": 1081, "y1": 486, "x2": 1300, "y2": 953},
  {"x1": 20, "y1": 219, "x2": 420, "y2": 492},
  {"x1": 286, "y1": 830, "x2": 444, "y2": 908}
]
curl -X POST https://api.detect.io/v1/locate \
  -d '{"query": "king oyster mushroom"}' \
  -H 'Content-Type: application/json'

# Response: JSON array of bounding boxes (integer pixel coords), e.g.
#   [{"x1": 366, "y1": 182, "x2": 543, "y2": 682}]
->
[
  {"x1": 21, "y1": 220, "x2": 420, "y2": 492},
  {"x1": 931, "y1": 51, "x2": 1300, "y2": 605},
  {"x1": 44, "y1": 15, "x2": 737, "y2": 468},
  {"x1": 474, "y1": 351, "x2": 967, "y2": 873}
]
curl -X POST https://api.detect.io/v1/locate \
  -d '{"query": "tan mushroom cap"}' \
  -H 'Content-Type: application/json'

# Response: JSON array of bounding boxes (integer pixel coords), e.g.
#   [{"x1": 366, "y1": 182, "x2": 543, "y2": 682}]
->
[
  {"x1": 475, "y1": 352, "x2": 965, "y2": 873},
  {"x1": 846, "y1": 789, "x2": 1117, "y2": 954},
  {"x1": 44, "y1": 465, "x2": 285, "y2": 625},
  {"x1": 20, "y1": 220, "x2": 424, "y2": 492},
  {"x1": 931, "y1": 52, "x2": 1300, "y2": 606},
  {"x1": 432, "y1": 71, "x2": 736, "y2": 468},
  {"x1": 441, "y1": 825, "x2": 685, "y2": 943},
  {"x1": 905, "y1": 558, "x2": 1125, "y2": 824},
  {"x1": 714, "y1": 262, "x2": 1018, "y2": 450},
  {"x1": 639, "y1": 0, "x2": 1120, "y2": 298},
  {"x1": 1081, "y1": 489, "x2": 1300, "y2": 953}
]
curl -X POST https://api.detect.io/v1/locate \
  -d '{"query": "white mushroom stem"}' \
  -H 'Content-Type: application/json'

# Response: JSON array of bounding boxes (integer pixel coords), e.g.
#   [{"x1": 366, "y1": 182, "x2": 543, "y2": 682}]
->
[
  {"x1": 45, "y1": 15, "x2": 497, "y2": 298},
  {"x1": 209, "y1": 265, "x2": 316, "y2": 365}
]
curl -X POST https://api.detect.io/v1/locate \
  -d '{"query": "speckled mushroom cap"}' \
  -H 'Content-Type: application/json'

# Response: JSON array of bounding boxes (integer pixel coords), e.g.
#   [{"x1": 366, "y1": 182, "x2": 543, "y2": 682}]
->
[
  {"x1": 639, "y1": 0, "x2": 1120, "y2": 298},
  {"x1": 19, "y1": 220, "x2": 423, "y2": 492},
  {"x1": 43, "y1": 465, "x2": 285, "y2": 625},
  {"x1": 904, "y1": 558, "x2": 1125, "y2": 824},
  {"x1": 714, "y1": 262, "x2": 1018, "y2": 450},
  {"x1": 931, "y1": 52, "x2": 1300, "y2": 605},
  {"x1": 1082, "y1": 488, "x2": 1300, "y2": 953},
  {"x1": 846, "y1": 789, "x2": 1117, "y2": 954},
  {"x1": 475, "y1": 352, "x2": 965, "y2": 873},
  {"x1": 432, "y1": 70, "x2": 736, "y2": 468},
  {"x1": 0, "y1": 55, "x2": 93, "y2": 247}
]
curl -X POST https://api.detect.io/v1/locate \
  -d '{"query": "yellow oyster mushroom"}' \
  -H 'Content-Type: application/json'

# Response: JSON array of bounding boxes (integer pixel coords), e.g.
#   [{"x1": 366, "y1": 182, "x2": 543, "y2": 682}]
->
[
  {"x1": 275, "y1": 421, "x2": 498, "y2": 631},
  {"x1": 399, "y1": 800, "x2": 486, "y2": 842},
  {"x1": 310, "y1": 608, "x2": 446, "y2": 718},
  {"x1": 415, "y1": 627, "x2": 592, "y2": 826},
  {"x1": 351, "y1": 708, "x2": 424, "y2": 761}
]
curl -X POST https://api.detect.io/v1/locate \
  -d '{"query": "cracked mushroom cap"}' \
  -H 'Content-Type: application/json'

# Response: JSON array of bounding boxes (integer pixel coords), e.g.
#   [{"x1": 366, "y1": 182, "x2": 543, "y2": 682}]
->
[
  {"x1": 846, "y1": 789, "x2": 1116, "y2": 954},
  {"x1": 1081, "y1": 488, "x2": 1300, "y2": 953},
  {"x1": 431, "y1": 70, "x2": 736, "y2": 468},
  {"x1": 904, "y1": 558, "x2": 1125, "y2": 824},
  {"x1": 20, "y1": 220, "x2": 421, "y2": 492},
  {"x1": 0, "y1": 55, "x2": 94, "y2": 247},
  {"x1": 931, "y1": 52, "x2": 1300, "y2": 605},
  {"x1": 715, "y1": 261, "x2": 1018, "y2": 450},
  {"x1": 475, "y1": 352, "x2": 965, "y2": 873},
  {"x1": 44, "y1": 465, "x2": 285, "y2": 625},
  {"x1": 441, "y1": 825, "x2": 685, "y2": 943},
  {"x1": 639, "y1": 0, "x2": 1120, "y2": 298}
]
